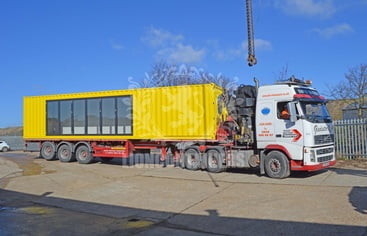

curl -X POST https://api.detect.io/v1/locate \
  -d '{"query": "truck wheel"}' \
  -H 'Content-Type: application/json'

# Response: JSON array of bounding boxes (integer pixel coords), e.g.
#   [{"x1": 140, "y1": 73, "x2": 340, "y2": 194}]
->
[
  {"x1": 184, "y1": 148, "x2": 200, "y2": 171},
  {"x1": 206, "y1": 149, "x2": 225, "y2": 173},
  {"x1": 40, "y1": 142, "x2": 56, "y2": 161},
  {"x1": 57, "y1": 144, "x2": 75, "y2": 162},
  {"x1": 264, "y1": 151, "x2": 290, "y2": 179},
  {"x1": 75, "y1": 145, "x2": 94, "y2": 164}
]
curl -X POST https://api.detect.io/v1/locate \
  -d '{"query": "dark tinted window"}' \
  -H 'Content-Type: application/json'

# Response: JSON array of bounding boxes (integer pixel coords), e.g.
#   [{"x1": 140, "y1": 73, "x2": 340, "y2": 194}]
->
[
  {"x1": 102, "y1": 98, "x2": 116, "y2": 134},
  {"x1": 47, "y1": 101, "x2": 60, "y2": 135},
  {"x1": 87, "y1": 99, "x2": 101, "y2": 134},
  {"x1": 60, "y1": 101, "x2": 72, "y2": 134},
  {"x1": 117, "y1": 97, "x2": 132, "y2": 134},
  {"x1": 46, "y1": 96, "x2": 132, "y2": 136},
  {"x1": 74, "y1": 100, "x2": 86, "y2": 134}
]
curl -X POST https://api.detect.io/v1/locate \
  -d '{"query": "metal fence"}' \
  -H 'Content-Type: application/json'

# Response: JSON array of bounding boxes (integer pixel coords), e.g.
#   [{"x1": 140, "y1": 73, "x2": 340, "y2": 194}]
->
[
  {"x1": 0, "y1": 136, "x2": 39, "y2": 151},
  {"x1": 334, "y1": 119, "x2": 367, "y2": 159},
  {"x1": 0, "y1": 136, "x2": 25, "y2": 150}
]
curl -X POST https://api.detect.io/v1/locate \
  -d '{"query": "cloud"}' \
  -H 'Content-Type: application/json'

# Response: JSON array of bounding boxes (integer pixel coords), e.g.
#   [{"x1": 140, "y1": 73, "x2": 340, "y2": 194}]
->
[
  {"x1": 141, "y1": 27, "x2": 184, "y2": 47},
  {"x1": 142, "y1": 27, "x2": 205, "y2": 63},
  {"x1": 312, "y1": 23, "x2": 354, "y2": 38},
  {"x1": 214, "y1": 39, "x2": 272, "y2": 61},
  {"x1": 110, "y1": 39, "x2": 124, "y2": 51},
  {"x1": 254, "y1": 39, "x2": 273, "y2": 51},
  {"x1": 275, "y1": 0, "x2": 336, "y2": 18},
  {"x1": 156, "y1": 43, "x2": 205, "y2": 64},
  {"x1": 111, "y1": 43, "x2": 123, "y2": 51}
]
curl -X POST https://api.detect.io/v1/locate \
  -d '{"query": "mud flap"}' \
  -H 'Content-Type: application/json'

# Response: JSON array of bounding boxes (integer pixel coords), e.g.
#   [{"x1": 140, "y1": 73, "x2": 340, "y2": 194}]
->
[{"x1": 260, "y1": 151, "x2": 265, "y2": 175}]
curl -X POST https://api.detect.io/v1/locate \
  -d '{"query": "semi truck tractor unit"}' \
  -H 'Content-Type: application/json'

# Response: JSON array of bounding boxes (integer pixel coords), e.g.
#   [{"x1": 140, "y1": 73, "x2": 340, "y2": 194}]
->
[{"x1": 23, "y1": 78, "x2": 336, "y2": 178}]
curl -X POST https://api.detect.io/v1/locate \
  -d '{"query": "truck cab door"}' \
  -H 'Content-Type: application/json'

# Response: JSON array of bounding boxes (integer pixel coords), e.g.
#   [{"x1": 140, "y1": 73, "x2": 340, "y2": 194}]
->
[{"x1": 273, "y1": 101, "x2": 304, "y2": 160}]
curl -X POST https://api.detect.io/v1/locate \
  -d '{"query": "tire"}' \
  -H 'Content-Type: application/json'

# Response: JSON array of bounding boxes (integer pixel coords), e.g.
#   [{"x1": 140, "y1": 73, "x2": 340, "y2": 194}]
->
[
  {"x1": 184, "y1": 148, "x2": 201, "y2": 171},
  {"x1": 40, "y1": 142, "x2": 57, "y2": 161},
  {"x1": 75, "y1": 145, "x2": 94, "y2": 164},
  {"x1": 57, "y1": 144, "x2": 75, "y2": 163},
  {"x1": 2, "y1": 147, "x2": 9, "y2": 152},
  {"x1": 264, "y1": 151, "x2": 290, "y2": 179},
  {"x1": 206, "y1": 149, "x2": 226, "y2": 173}
]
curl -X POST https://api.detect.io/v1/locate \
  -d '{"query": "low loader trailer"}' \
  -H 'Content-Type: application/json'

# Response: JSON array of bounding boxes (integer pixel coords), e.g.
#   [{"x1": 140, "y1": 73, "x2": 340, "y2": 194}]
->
[{"x1": 24, "y1": 78, "x2": 335, "y2": 178}]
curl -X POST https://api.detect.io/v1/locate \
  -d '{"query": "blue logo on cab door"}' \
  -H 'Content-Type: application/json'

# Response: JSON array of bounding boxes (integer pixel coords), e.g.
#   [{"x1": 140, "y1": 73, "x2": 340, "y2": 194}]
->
[{"x1": 261, "y1": 107, "x2": 270, "y2": 115}]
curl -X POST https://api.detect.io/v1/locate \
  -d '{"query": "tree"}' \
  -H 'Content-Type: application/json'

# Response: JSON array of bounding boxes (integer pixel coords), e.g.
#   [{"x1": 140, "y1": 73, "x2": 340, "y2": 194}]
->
[
  {"x1": 138, "y1": 61, "x2": 237, "y2": 93},
  {"x1": 328, "y1": 64, "x2": 367, "y2": 118}
]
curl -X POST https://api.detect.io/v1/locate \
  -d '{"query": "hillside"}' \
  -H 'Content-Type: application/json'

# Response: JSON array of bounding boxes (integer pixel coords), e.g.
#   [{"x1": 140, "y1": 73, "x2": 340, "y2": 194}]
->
[{"x1": 0, "y1": 126, "x2": 23, "y2": 136}]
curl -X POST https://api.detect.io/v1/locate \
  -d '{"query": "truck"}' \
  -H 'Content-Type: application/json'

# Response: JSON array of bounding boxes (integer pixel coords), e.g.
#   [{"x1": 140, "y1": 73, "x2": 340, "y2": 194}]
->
[{"x1": 23, "y1": 77, "x2": 336, "y2": 178}]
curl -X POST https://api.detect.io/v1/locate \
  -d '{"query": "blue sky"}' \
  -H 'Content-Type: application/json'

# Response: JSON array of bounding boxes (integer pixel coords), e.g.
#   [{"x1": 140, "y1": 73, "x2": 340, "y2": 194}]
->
[{"x1": 1, "y1": 0, "x2": 367, "y2": 128}]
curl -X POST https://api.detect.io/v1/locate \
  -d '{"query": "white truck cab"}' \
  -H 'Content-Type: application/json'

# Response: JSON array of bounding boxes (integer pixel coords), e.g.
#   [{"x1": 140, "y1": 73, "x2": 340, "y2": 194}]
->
[{"x1": 256, "y1": 78, "x2": 336, "y2": 177}]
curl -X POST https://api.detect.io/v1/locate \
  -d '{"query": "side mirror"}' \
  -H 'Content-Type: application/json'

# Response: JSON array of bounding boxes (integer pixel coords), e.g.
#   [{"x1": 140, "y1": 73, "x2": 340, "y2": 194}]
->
[{"x1": 287, "y1": 102, "x2": 298, "y2": 122}]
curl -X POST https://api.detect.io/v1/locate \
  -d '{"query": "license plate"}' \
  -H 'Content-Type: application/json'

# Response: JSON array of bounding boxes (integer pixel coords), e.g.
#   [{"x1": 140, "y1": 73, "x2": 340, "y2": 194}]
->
[{"x1": 322, "y1": 162, "x2": 329, "y2": 167}]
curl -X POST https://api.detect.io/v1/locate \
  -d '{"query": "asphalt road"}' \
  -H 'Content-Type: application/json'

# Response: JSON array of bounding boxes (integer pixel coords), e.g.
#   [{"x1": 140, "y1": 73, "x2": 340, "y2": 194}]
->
[{"x1": 0, "y1": 152, "x2": 366, "y2": 236}]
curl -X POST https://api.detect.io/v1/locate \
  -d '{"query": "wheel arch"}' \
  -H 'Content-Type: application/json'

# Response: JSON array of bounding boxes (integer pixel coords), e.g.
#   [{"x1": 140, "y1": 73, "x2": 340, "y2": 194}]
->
[{"x1": 264, "y1": 144, "x2": 292, "y2": 159}]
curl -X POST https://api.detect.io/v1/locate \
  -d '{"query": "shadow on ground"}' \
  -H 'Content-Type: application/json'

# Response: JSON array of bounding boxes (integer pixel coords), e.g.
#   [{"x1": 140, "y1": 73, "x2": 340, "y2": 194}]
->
[
  {"x1": 329, "y1": 167, "x2": 367, "y2": 177},
  {"x1": 0, "y1": 188, "x2": 366, "y2": 236},
  {"x1": 349, "y1": 186, "x2": 367, "y2": 215}
]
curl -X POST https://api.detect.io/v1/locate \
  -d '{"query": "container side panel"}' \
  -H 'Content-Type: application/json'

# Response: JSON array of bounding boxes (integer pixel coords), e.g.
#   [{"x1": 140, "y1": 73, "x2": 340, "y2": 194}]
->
[
  {"x1": 133, "y1": 84, "x2": 218, "y2": 140},
  {"x1": 23, "y1": 96, "x2": 46, "y2": 139},
  {"x1": 23, "y1": 84, "x2": 223, "y2": 141}
]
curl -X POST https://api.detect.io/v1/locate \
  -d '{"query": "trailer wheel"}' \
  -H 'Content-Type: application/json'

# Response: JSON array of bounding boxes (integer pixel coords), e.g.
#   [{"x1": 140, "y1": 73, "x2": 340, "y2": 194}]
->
[
  {"x1": 40, "y1": 142, "x2": 56, "y2": 161},
  {"x1": 184, "y1": 148, "x2": 200, "y2": 171},
  {"x1": 206, "y1": 149, "x2": 225, "y2": 173},
  {"x1": 75, "y1": 145, "x2": 94, "y2": 164},
  {"x1": 57, "y1": 144, "x2": 75, "y2": 162},
  {"x1": 264, "y1": 151, "x2": 290, "y2": 179}
]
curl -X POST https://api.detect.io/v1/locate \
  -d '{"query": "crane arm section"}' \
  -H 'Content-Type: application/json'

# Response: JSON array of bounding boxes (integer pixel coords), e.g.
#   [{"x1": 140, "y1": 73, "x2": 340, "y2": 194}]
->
[{"x1": 246, "y1": 0, "x2": 257, "y2": 66}]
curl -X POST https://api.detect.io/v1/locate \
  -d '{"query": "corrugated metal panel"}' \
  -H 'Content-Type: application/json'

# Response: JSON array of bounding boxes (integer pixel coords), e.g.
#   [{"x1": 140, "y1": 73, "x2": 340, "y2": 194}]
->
[{"x1": 23, "y1": 83, "x2": 223, "y2": 141}]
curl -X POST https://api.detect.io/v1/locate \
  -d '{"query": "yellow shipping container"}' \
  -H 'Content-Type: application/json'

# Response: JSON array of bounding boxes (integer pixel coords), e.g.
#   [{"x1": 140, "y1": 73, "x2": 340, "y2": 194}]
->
[{"x1": 23, "y1": 83, "x2": 224, "y2": 141}]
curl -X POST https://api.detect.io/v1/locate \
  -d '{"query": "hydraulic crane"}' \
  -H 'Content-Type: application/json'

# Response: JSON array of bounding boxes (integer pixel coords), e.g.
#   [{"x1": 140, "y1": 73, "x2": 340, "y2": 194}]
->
[{"x1": 246, "y1": 0, "x2": 257, "y2": 66}]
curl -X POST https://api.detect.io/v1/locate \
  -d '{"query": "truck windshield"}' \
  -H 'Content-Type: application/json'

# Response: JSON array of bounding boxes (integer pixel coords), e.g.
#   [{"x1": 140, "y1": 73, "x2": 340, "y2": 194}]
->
[{"x1": 300, "y1": 102, "x2": 332, "y2": 123}]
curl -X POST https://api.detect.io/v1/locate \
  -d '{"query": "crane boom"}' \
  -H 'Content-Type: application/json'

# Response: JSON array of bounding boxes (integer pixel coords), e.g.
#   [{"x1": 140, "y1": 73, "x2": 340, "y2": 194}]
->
[{"x1": 246, "y1": 0, "x2": 257, "y2": 66}]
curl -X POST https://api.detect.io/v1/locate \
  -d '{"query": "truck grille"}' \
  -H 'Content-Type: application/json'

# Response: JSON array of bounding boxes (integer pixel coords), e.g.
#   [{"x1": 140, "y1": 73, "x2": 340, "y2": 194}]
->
[
  {"x1": 316, "y1": 147, "x2": 334, "y2": 155},
  {"x1": 318, "y1": 155, "x2": 334, "y2": 163},
  {"x1": 314, "y1": 134, "x2": 334, "y2": 145}
]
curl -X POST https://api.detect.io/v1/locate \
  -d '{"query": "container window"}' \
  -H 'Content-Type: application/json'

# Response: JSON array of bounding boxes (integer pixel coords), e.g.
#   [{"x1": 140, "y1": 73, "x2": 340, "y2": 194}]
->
[
  {"x1": 46, "y1": 95, "x2": 132, "y2": 136},
  {"x1": 102, "y1": 98, "x2": 116, "y2": 134},
  {"x1": 74, "y1": 100, "x2": 86, "y2": 134},
  {"x1": 60, "y1": 101, "x2": 72, "y2": 134},
  {"x1": 47, "y1": 101, "x2": 60, "y2": 135},
  {"x1": 87, "y1": 98, "x2": 101, "y2": 134},
  {"x1": 117, "y1": 96, "x2": 132, "y2": 134}
]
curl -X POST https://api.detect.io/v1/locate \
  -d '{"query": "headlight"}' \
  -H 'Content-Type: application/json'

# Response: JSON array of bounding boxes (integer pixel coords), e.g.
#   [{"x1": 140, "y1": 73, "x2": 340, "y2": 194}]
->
[{"x1": 310, "y1": 150, "x2": 316, "y2": 162}]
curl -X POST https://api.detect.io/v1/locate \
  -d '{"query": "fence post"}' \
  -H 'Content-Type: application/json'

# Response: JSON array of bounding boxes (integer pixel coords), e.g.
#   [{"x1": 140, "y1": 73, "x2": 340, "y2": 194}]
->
[{"x1": 334, "y1": 118, "x2": 367, "y2": 159}]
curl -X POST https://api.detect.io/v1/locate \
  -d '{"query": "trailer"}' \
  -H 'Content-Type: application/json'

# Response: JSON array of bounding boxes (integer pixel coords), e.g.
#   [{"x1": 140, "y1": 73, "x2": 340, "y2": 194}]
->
[
  {"x1": 24, "y1": 83, "x2": 225, "y2": 164},
  {"x1": 24, "y1": 79, "x2": 336, "y2": 178}
]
